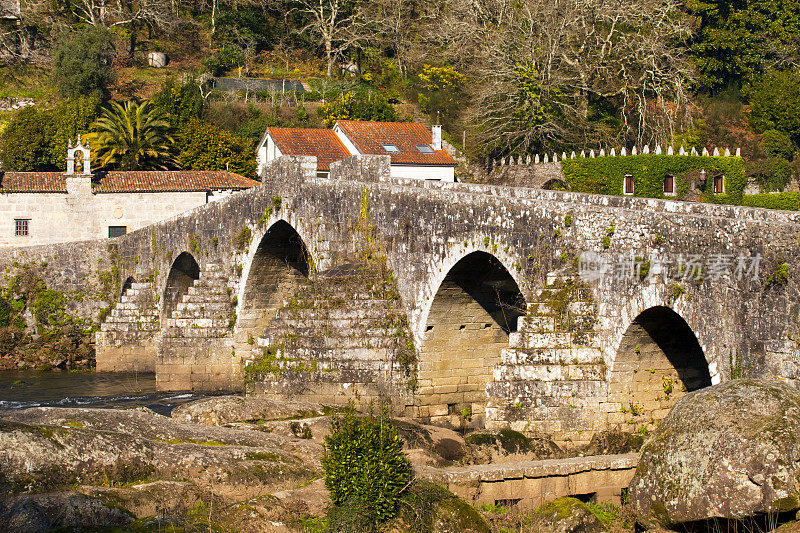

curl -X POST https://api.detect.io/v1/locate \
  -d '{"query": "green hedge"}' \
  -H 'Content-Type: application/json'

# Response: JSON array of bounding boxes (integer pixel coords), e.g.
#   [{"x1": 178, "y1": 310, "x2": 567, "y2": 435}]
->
[
  {"x1": 740, "y1": 192, "x2": 800, "y2": 211},
  {"x1": 560, "y1": 155, "x2": 747, "y2": 204}
]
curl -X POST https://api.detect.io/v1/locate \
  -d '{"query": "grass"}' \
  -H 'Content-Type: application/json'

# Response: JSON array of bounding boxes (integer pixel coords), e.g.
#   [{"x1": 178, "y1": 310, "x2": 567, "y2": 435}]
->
[{"x1": 0, "y1": 65, "x2": 58, "y2": 101}]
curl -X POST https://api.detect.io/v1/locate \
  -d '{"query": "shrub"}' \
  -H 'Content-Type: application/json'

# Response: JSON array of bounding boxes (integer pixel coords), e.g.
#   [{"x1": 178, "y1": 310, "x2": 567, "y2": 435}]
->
[
  {"x1": 318, "y1": 89, "x2": 397, "y2": 127},
  {"x1": 322, "y1": 402, "x2": 410, "y2": 528},
  {"x1": 152, "y1": 80, "x2": 205, "y2": 129},
  {"x1": 752, "y1": 157, "x2": 793, "y2": 192},
  {"x1": 741, "y1": 192, "x2": 800, "y2": 211},
  {"x1": 51, "y1": 26, "x2": 116, "y2": 99},
  {"x1": 0, "y1": 107, "x2": 54, "y2": 171},
  {"x1": 178, "y1": 119, "x2": 257, "y2": 177},
  {"x1": 0, "y1": 98, "x2": 101, "y2": 172},
  {"x1": 750, "y1": 70, "x2": 800, "y2": 145},
  {"x1": 760, "y1": 129, "x2": 795, "y2": 159},
  {"x1": 203, "y1": 41, "x2": 246, "y2": 76}
]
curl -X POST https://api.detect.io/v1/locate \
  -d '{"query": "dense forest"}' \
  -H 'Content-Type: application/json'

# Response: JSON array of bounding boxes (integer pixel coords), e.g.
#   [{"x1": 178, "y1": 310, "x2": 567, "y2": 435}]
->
[{"x1": 0, "y1": 0, "x2": 799, "y2": 191}]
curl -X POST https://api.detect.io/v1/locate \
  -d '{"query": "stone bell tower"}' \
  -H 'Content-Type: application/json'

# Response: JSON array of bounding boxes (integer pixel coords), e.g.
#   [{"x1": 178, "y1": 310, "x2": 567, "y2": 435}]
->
[{"x1": 66, "y1": 136, "x2": 92, "y2": 195}]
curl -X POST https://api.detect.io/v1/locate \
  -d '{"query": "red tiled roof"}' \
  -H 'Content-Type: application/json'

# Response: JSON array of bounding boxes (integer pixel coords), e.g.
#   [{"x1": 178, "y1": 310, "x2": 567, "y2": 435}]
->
[
  {"x1": 268, "y1": 128, "x2": 350, "y2": 171},
  {"x1": 334, "y1": 120, "x2": 457, "y2": 167},
  {"x1": 94, "y1": 171, "x2": 259, "y2": 192},
  {"x1": 0, "y1": 172, "x2": 67, "y2": 192},
  {"x1": 0, "y1": 170, "x2": 259, "y2": 193}
]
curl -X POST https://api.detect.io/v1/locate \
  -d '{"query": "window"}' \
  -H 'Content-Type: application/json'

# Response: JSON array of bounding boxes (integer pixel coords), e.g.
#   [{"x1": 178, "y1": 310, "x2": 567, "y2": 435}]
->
[
  {"x1": 713, "y1": 175, "x2": 724, "y2": 194},
  {"x1": 14, "y1": 219, "x2": 29, "y2": 236},
  {"x1": 624, "y1": 174, "x2": 634, "y2": 195},
  {"x1": 416, "y1": 144, "x2": 434, "y2": 154},
  {"x1": 663, "y1": 175, "x2": 675, "y2": 195},
  {"x1": 381, "y1": 143, "x2": 400, "y2": 153},
  {"x1": 108, "y1": 226, "x2": 127, "y2": 238}
]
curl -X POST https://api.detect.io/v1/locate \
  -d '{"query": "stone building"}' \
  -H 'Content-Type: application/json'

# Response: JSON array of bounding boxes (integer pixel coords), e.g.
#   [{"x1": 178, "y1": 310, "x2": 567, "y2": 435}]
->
[
  {"x1": 0, "y1": 139, "x2": 259, "y2": 247},
  {"x1": 258, "y1": 120, "x2": 457, "y2": 181}
]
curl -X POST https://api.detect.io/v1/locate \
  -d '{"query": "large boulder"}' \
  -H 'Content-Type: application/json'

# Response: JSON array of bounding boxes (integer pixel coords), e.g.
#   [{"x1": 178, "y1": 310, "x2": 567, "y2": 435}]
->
[
  {"x1": 392, "y1": 480, "x2": 491, "y2": 533},
  {"x1": 463, "y1": 428, "x2": 562, "y2": 464},
  {"x1": 0, "y1": 407, "x2": 321, "y2": 495},
  {"x1": 531, "y1": 497, "x2": 605, "y2": 533},
  {"x1": 171, "y1": 395, "x2": 327, "y2": 426},
  {"x1": 629, "y1": 379, "x2": 800, "y2": 525},
  {"x1": 0, "y1": 493, "x2": 133, "y2": 533}
]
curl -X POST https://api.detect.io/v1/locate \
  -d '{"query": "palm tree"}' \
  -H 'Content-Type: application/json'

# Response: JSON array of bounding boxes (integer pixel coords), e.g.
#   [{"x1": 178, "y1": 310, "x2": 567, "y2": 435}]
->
[{"x1": 89, "y1": 101, "x2": 176, "y2": 170}]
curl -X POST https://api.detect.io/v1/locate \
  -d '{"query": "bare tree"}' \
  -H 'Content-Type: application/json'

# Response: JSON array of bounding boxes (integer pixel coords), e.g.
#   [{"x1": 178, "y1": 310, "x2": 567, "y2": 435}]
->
[
  {"x1": 290, "y1": 0, "x2": 363, "y2": 77},
  {"x1": 436, "y1": 0, "x2": 696, "y2": 154},
  {"x1": 68, "y1": 0, "x2": 179, "y2": 56}
]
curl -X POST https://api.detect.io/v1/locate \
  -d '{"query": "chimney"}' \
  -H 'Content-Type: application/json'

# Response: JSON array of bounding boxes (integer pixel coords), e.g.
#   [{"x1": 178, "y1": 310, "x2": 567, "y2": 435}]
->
[{"x1": 431, "y1": 124, "x2": 442, "y2": 151}]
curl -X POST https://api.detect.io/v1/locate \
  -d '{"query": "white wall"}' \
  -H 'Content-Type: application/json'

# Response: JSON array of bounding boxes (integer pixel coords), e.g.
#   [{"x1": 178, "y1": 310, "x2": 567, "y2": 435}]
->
[
  {"x1": 389, "y1": 165, "x2": 455, "y2": 182},
  {"x1": 333, "y1": 125, "x2": 361, "y2": 156},
  {"x1": 258, "y1": 133, "x2": 283, "y2": 178},
  {"x1": 0, "y1": 186, "x2": 229, "y2": 247}
]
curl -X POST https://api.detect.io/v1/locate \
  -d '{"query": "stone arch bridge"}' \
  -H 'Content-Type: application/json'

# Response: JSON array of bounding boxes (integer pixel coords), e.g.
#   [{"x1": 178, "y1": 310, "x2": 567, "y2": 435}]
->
[{"x1": 4, "y1": 155, "x2": 799, "y2": 444}]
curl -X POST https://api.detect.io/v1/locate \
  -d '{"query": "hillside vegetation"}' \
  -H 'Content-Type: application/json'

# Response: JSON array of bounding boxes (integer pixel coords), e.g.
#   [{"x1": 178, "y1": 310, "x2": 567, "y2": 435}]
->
[{"x1": 0, "y1": 0, "x2": 800, "y2": 191}]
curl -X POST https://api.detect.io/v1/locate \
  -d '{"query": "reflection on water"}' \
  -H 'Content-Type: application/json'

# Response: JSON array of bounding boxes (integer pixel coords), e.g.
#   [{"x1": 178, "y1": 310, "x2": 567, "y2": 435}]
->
[{"x1": 0, "y1": 370, "x2": 218, "y2": 415}]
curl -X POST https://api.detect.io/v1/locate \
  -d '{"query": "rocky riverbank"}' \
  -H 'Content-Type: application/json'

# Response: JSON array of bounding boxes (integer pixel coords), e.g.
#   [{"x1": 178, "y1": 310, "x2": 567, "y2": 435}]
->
[{"x1": 1, "y1": 380, "x2": 799, "y2": 532}]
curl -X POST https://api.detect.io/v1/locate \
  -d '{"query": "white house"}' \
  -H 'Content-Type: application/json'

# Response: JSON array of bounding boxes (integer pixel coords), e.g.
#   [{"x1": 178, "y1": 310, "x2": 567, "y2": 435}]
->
[
  {"x1": 0, "y1": 138, "x2": 259, "y2": 247},
  {"x1": 257, "y1": 120, "x2": 457, "y2": 181}
]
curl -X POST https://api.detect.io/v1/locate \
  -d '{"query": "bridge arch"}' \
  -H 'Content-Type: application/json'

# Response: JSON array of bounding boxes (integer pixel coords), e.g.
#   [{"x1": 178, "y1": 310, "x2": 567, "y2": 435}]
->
[
  {"x1": 608, "y1": 304, "x2": 711, "y2": 430},
  {"x1": 162, "y1": 252, "x2": 200, "y2": 319},
  {"x1": 417, "y1": 249, "x2": 527, "y2": 426},
  {"x1": 235, "y1": 219, "x2": 311, "y2": 345},
  {"x1": 121, "y1": 276, "x2": 135, "y2": 296},
  {"x1": 542, "y1": 178, "x2": 570, "y2": 191}
]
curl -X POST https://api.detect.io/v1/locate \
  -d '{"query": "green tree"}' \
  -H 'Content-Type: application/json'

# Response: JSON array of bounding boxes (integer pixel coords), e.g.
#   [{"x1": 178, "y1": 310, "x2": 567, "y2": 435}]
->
[
  {"x1": 686, "y1": 0, "x2": 800, "y2": 91},
  {"x1": 48, "y1": 97, "x2": 104, "y2": 169},
  {"x1": 178, "y1": 119, "x2": 256, "y2": 177},
  {"x1": 749, "y1": 70, "x2": 800, "y2": 144},
  {"x1": 0, "y1": 107, "x2": 53, "y2": 171},
  {"x1": 318, "y1": 89, "x2": 397, "y2": 127},
  {"x1": 760, "y1": 129, "x2": 795, "y2": 159},
  {"x1": 322, "y1": 403, "x2": 410, "y2": 529},
  {"x1": 152, "y1": 80, "x2": 206, "y2": 129},
  {"x1": 51, "y1": 26, "x2": 116, "y2": 99},
  {"x1": 0, "y1": 97, "x2": 101, "y2": 171},
  {"x1": 89, "y1": 101, "x2": 176, "y2": 170},
  {"x1": 417, "y1": 64, "x2": 466, "y2": 128}
]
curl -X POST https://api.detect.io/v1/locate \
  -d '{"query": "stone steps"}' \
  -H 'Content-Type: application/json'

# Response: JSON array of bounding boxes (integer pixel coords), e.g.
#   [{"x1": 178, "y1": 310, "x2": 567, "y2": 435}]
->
[
  {"x1": 498, "y1": 347, "x2": 604, "y2": 366},
  {"x1": 98, "y1": 281, "x2": 160, "y2": 341},
  {"x1": 259, "y1": 331, "x2": 399, "y2": 350},
  {"x1": 492, "y1": 362, "x2": 606, "y2": 382},
  {"x1": 163, "y1": 326, "x2": 231, "y2": 338},
  {"x1": 161, "y1": 262, "x2": 235, "y2": 343},
  {"x1": 267, "y1": 316, "x2": 401, "y2": 330},
  {"x1": 509, "y1": 330, "x2": 575, "y2": 349},
  {"x1": 273, "y1": 307, "x2": 395, "y2": 320}
]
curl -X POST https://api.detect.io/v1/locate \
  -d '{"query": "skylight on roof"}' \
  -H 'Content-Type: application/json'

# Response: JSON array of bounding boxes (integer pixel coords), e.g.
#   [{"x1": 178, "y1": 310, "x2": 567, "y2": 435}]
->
[
  {"x1": 416, "y1": 144, "x2": 434, "y2": 154},
  {"x1": 382, "y1": 143, "x2": 400, "y2": 154}
]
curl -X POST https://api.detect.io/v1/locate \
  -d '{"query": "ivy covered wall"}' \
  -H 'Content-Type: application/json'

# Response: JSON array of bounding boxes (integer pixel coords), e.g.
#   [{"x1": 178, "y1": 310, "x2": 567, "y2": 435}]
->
[{"x1": 560, "y1": 155, "x2": 747, "y2": 204}]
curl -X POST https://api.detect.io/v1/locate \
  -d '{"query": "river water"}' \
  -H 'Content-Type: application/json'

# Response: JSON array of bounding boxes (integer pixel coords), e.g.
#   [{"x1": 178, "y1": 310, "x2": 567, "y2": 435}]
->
[{"x1": 0, "y1": 371, "x2": 218, "y2": 415}]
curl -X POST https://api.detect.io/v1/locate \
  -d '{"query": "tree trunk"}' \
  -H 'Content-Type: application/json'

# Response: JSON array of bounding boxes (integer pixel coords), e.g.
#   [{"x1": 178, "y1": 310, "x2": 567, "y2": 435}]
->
[{"x1": 326, "y1": 36, "x2": 333, "y2": 77}]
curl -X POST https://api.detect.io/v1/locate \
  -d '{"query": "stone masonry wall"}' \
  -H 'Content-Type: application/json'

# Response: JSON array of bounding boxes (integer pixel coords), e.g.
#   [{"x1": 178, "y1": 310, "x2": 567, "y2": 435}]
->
[{"x1": 0, "y1": 155, "x2": 798, "y2": 441}]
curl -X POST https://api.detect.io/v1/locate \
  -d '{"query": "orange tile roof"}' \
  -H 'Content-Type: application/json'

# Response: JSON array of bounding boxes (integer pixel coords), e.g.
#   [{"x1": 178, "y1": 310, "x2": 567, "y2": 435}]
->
[
  {"x1": 268, "y1": 127, "x2": 350, "y2": 171},
  {"x1": 95, "y1": 171, "x2": 259, "y2": 192},
  {"x1": 335, "y1": 120, "x2": 457, "y2": 167},
  {"x1": 0, "y1": 170, "x2": 259, "y2": 193},
  {"x1": 0, "y1": 172, "x2": 68, "y2": 192}
]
